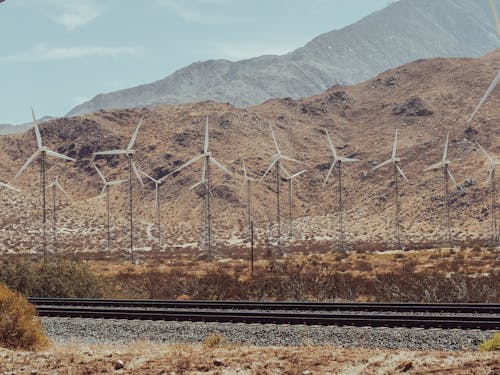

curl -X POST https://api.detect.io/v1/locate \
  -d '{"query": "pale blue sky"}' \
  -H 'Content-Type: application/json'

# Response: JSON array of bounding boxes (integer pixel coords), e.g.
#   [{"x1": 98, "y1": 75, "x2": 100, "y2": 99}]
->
[{"x1": 0, "y1": 0, "x2": 391, "y2": 124}]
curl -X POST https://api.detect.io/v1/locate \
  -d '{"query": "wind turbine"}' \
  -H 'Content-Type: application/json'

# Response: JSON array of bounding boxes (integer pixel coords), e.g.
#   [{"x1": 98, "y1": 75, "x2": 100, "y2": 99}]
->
[
  {"x1": 92, "y1": 117, "x2": 144, "y2": 264},
  {"x1": 260, "y1": 124, "x2": 302, "y2": 250},
  {"x1": 14, "y1": 108, "x2": 76, "y2": 262},
  {"x1": 280, "y1": 166, "x2": 307, "y2": 239},
  {"x1": 141, "y1": 170, "x2": 166, "y2": 251},
  {"x1": 93, "y1": 163, "x2": 127, "y2": 251},
  {"x1": 468, "y1": 0, "x2": 500, "y2": 124},
  {"x1": 0, "y1": 181, "x2": 19, "y2": 193},
  {"x1": 166, "y1": 117, "x2": 232, "y2": 256},
  {"x1": 424, "y1": 133, "x2": 458, "y2": 248},
  {"x1": 241, "y1": 160, "x2": 256, "y2": 275},
  {"x1": 323, "y1": 129, "x2": 359, "y2": 252},
  {"x1": 46, "y1": 176, "x2": 69, "y2": 252},
  {"x1": 371, "y1": 128, "x2": 409, "y2": 249},
  {"x1": 476, "y1": 142, "x2": 499, "y2": 246}
]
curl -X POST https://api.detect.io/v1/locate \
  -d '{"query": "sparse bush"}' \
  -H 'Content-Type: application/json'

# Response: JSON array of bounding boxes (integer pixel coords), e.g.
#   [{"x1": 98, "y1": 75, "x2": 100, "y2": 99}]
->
[
  {"x1": 479, "y1": 333, "x2": 500, "y2": 351},
  {"x1": 203, "y1": 333, "x2": 228, "y2": 348},
  {"x1": 0, "y1": 284, "x2": 48, "y2": 350},
  {"x1": 0, "y1": 259, "x2": 104, "y2": 298}
]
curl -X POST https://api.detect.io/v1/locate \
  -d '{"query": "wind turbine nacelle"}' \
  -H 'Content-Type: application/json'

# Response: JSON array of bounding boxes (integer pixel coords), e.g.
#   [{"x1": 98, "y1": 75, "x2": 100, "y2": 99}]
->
[{"x1": 393, "y1": 157, "x2": 401, "y2": 162}]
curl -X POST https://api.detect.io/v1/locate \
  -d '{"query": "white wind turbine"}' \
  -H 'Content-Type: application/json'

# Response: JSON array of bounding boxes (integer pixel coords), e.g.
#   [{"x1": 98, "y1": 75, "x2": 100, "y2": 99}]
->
[
  {"x1": 0, "y1": 181, "x2": 19, "y2": 193},
  {"x1": 92, "y1": 117, "x2": 144, "y2": 264},
  {"x1": 15, "y1": 108, "x2": 76, "y2": 262},
  {"x1": 94, "y1": 163, "x2": 127, "y2": 251},
  {"x1": 166, "y1": 117, "x2": 232, "y2": 256},
  {"x1": 46, "y1": 176, "x2": 69, "y2": 252},
  {"x1": 468, "y1": 0, "x2": 500, "y2": 124},
  {"x1": 260, "y1": 124, "x2": 302, "y2": 249},
  {"x1": 241, "y1": 160, "x2": 256, "y2": 275},
  {"x1": 476, "y1": 142, "x2": 499, "y2": 246},
  {"x1": 424, "y1": 133, "x2": 458, "y2": 247},
  {"x1": 280, "y1": 165, "x2": 307, "y2": 239},
  {"x1": 141, "y1": 170, "x2": 167, "y2": 251},
  {"x1": 371, "y1": 129, "x2": 409, "y2": 249},
  {"x1": 323, "y1": 129, "x2": 359, "y2": 252}
]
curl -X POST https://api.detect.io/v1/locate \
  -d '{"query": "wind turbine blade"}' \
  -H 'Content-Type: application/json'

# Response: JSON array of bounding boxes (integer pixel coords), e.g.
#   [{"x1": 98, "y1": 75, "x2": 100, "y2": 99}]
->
[
  {"x1": 447, "y1": 168, "x2": 458, "y2": 187},
  {"x1": 325, "y1": 129, "x2": 337, "y2": 158},
  {"x1": 15, "y1": 149, "x2": 41, "y2": 179},
  {"x1": 443, "y1": 132, "x2": 449, "y2": 161},
  {"x1": 93, "y1": 163, "x2": 107, "y2": 184},
  {"x1": 169, "y1": 154, "x2": 204, "y2": 176},
  {"x1": 339, "y1": 157, "x2": 359, "y2": 163},
  {"x1": 46, "y1": 149, "x2": 76, "y2": 162},
  {"x1": 93, "y1": 150, "x2": 128, "y2": 156},
  {"x1": 371, "y1": 159, "x2": 392, "y2": 172},
  {"x1": 210, "y1": 156, "x2": 232, "y2": 175},
  {"x1": 476, "y1": 142, "x2": 495, "y2": 164},
  {"x1": 468, "y1": 71, "x2": 500, "y2": 123},
  {"x1": 201, "y1": 156, "x2": 207, "y2": 181},
  {"x1": 56, "y1": 182, "x2": 70, "y2": 198},
  {"x1": 396, "y1": 163, "x2": 409, "y2": 182},
  {"x1": 291, "y1": 170, "x2": 307, "y2": 179},
  {"x1": 0, "y1": 182, "x2": 20, "y2": 192},
  {"x1": 190, "y1": 180, "x2": 205, "y2": 190},
  {"x1": 130, "y1": 159, "x2": 143, "y2": 185},
  {"x1": 392, "y1": 129, "x2": 398, "y2": 160},
  {"x1": 490, "y1": 0, "x2": 500, "y2": 37},
  {"x1": 99, "y1": 185, "x2": 107, "y2": 198},
  {"x1": 280, "y1": 163, "x2": 290, "y2": 178},
  {"x1": 260, "y1": 159, "x2": 277, "y2": 181},
  {"x1": 128, "y1": 117, "x2": 143, "y2": 152},
  {"x1": 242, "y1": 160, "x2": 248, "y2": 179},
  {"x1": 281, "y1": 155, "x2": 303, "y2": 164},
  {"x1": 108, "y1": 179, "x2": 128, "y2": 185},
  {"x1": 204, "y1": 117, "x2": 209, "y2": 153},
  {"x1": 423, "y1": 161, "x2": 444, "y2": 172},
  {"x1": 486, "y1": 164, "x2": 495, "y2": 184},
  {"x1": 140, "y1": 170, "x2": 156, "y2": 184},
  {"x1": 31, "y1": 107, "x2": 42, "y2": 149},
  {"x1": 323, "y1": 163, "x2": 335, "y2": 188},
  {"x1": 269, "y1": 124, "x2": 280, "y2": 154}
]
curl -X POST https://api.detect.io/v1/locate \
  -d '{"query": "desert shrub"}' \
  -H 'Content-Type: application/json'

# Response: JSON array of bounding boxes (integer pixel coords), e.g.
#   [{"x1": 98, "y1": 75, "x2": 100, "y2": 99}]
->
[
  {"x1": 0, "y1": 284, "x2": 48, "y2": 350},
  {"x1": 0, "y1": 259, "x2": 104, "y2": 298},
  {"x1": 355, "y1": 260, "x2": 372, "y2": 272},
  {"x1": 479, "y1": 333, "x2": 500, "y2": 351},
  {"x1": 203, "y1": 333, "x2": 228, "y2": 348}
]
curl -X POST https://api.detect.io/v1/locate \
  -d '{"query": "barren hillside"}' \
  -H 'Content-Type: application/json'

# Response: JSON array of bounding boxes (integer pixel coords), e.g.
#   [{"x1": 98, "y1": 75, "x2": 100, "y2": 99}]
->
[{"x1": 1, "y1": 51, "x2": 499, "y2": 255}]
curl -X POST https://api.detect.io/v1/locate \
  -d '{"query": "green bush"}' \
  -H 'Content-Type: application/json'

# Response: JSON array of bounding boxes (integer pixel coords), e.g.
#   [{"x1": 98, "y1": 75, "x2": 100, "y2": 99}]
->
[
  {"x1": 0, "y1": 258, "x2": 104, "y2": 298},
  {"x1": 0, "y1": 284, "x2": 49, "y2": 350},
  {"x1": 479, "y1": 333, "x2": 500, "y2": 351}
]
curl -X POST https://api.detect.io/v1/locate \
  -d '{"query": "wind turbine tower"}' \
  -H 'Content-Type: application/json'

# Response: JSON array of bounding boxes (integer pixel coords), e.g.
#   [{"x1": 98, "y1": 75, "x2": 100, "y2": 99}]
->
[
  {"x1": 424, "y1": 133, "x2": 458, "y2": 247},
  {"x1": 323, "y1": 129, "x2": 359, "y2": 252},
  {"x1": 142, "y1": 170, "x2": 167, "y2": 251},
  {"x1": 15, "y1": 108, "x2": 76, "y2": 262},
  {"x1": 93, "y1": 163, "x2": 127, "y2": 251},
  {"x1": 371, "y1": 129, "x2": 409, "y2": 249},
  {"x1": 92, "y1": 117, "x2": 144, "y2": 264},
  {"x1": 280, "y1": 166, "x2": 307, "y2": 239},
  {"x1": 241, "y1": 160, "x2": 256, "y2": 275},
  {"x1": 46, "y1": 176, "x2": 69, "y2": 252},
  {"x1": 167, "y1": 117, "x2": 232, "y2": 256},
  {"x1": 260, "y1": 124, "x2": 302, "y2": 250},
  {"x1": 477, "y1": 143, "x2": 499, "y2": 246}
]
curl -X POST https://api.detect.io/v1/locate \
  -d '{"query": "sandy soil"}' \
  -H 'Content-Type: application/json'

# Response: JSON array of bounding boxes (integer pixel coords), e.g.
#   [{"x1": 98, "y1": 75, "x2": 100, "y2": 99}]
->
[{"x1": 1, "y1": 341, "x2": 499, "y2": 374}]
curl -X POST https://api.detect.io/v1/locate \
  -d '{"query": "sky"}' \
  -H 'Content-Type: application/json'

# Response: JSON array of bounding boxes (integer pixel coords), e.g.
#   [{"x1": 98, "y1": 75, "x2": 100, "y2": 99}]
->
[{"x1": 0, "y1": 0, "x2": 391, "y2": 124}]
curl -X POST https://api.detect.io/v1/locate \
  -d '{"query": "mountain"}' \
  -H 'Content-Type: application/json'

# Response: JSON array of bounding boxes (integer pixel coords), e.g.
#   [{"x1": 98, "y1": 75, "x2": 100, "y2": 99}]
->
[
  {"x1": 0, "y1": 116, "x2": 56, "y2": 135},
  {"x1": 67, "y1": 0, "x2": 499, "y2": 117},
  {"x1": 1, "y1": 50, "x2": 499, "y2": 253}
]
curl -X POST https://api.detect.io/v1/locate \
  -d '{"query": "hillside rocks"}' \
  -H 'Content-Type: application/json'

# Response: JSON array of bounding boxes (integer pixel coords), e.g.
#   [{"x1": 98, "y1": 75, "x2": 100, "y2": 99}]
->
[{"x1": 392, "y1": 96, "x2": 433, "y2": 117}]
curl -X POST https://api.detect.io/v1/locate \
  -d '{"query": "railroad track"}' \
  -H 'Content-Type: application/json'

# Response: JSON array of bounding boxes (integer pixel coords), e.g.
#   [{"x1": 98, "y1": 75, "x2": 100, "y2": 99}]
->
[{"x1": 30, "y1": 299, "x2": 500, "y2": 330}]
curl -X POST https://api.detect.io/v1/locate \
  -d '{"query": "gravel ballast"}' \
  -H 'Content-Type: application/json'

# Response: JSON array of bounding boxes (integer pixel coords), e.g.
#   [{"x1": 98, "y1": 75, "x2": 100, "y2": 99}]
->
[{"x1": 41, "y1": 317, "x2": 495, "y2": 351}]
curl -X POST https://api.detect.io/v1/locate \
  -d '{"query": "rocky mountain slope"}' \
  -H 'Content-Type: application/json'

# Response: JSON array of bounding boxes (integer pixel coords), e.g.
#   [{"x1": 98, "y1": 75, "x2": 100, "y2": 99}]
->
[
  {"x1": 0, "y1": 51, "x2": 499, "y2": 255},
  {"x1": 0, "y1": 116, "x2": 56, "y2": 135},
  {"x1": 67, "y1": 0, "x2": 499, "y2": 117}
]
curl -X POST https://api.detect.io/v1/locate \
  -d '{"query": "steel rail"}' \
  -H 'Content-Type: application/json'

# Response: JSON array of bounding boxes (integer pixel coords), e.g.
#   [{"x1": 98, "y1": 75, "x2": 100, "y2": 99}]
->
[
  {"x1": 34, "y1": 306, "x2": 500, "y2": 330},
  {"x1": 29, "y1": 298, "x2": 500, "y2": 314}
]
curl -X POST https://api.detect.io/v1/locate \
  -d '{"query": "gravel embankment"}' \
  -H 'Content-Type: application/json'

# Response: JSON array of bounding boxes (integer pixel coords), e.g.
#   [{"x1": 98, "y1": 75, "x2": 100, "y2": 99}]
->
[{"x1": 42, "y1": 317, "x2": 496, "y2": 351}]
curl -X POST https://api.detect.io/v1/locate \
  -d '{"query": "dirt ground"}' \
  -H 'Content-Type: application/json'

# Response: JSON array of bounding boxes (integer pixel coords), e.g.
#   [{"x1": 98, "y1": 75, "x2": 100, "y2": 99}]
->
[{"x1": 0, "y1": 341, "x2": 498, "y2": 374}]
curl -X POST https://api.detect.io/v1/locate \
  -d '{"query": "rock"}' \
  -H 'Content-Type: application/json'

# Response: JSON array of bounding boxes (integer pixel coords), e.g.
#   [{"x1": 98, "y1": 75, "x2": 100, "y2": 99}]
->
[
  {"x1": 392, "y1": 96, "x2": 433, "y2": 117},
  {"x1": 396, "y1": 361, "x2": 413, "y2": 372},
  {"x1": 114, "y1": 360, "x2": 125, "y2": 370},
  {"x1": 213, "y1": 358, "x2": 224, "y2": 366},
  {"x1": 302, "y1": 371, "x2": 312, "y2": 375}
]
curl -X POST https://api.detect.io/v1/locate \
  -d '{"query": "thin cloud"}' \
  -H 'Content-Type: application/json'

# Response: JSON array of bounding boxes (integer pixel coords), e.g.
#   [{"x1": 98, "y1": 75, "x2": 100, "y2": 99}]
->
[
  {"x1": 156, "y1": 0, "x2": 239, "y2": 24},
  {"x1": 0, "y1": 45, "x2": 141, "y2": 63},
  {"x1": 49, "y1": 0, "x2": 106, "y2": 31}
]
